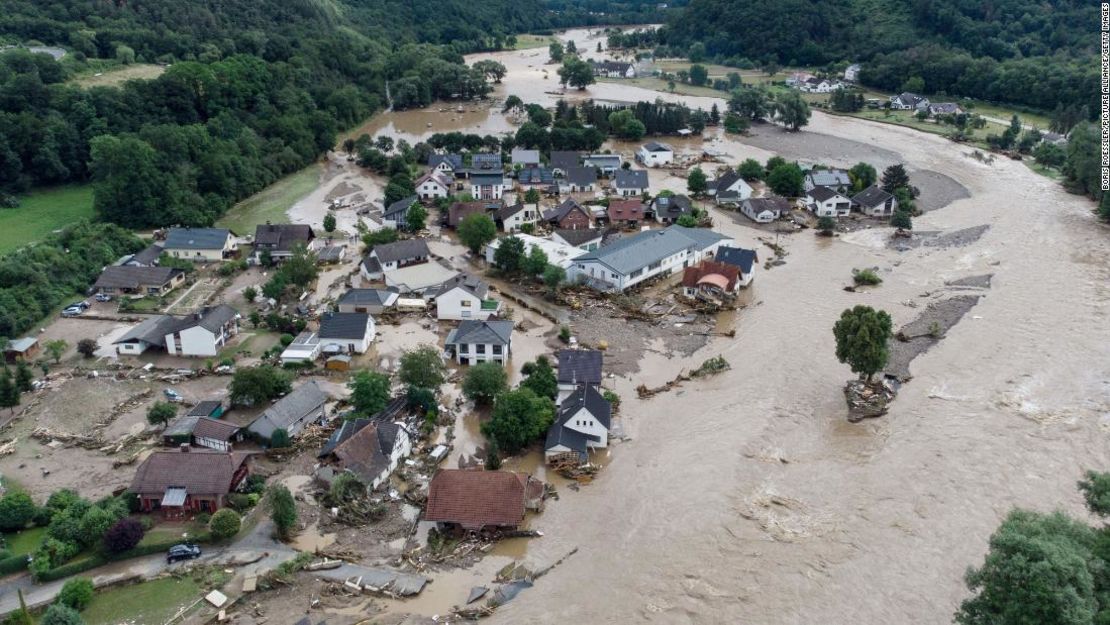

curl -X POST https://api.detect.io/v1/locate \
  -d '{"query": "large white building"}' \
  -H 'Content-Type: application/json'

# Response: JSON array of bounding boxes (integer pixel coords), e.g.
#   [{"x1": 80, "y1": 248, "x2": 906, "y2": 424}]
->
[
  {"x1": 484, "y1": 233, "x2": 587, "y2": 270},
  {"x1": 636, "y1": 142, "x2": 674, "y2": 167},
  {"x1": 567, "y1": 225, "x2": 733, "y2": 292}
]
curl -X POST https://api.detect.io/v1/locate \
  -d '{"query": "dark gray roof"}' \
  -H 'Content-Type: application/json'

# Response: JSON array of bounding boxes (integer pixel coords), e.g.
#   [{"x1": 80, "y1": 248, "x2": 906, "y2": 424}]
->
[
  {"x1": 428, "y1": 154, "x2": 464, "y2": 170},
  {"x1": 192, "y1": 417, "x2": 239, "y2": 441},
  {"x1": 641, "y1": 141, "x2": 672, "y2": 152},
  {"x1": 565, "y1": 166, "x2": 597, "y2": 187},
  {"x1": 652, "y1": 194, "x2": 693, "y2": 217},
  {"x1": 543, "y1": 198, "x2": 587, "y2": 222},
  {"x1": 318, "y1": 312, "x2": 371, "y2": 340},
  {"x1": 518, "y1": 167, "x2": 554, "y2": 185},
  {"x1": 550, "y1": 151, "x2": 581, "y2": 172},
  {"x1": 253, "y1": 224, "x2": 314, "y2": 252},
  {"x1": 554, "y1": 229, "x2": 602, "y2": 247},
  {"x1": 558, "y1": 385, "x2": 612, "y2": 430},
  {"x1": 95, "y1": 266, "x2": 183, "y2": 289},
  {"x1": 713, "y1": 169, "x2": 743, "y2": 192},
  {"x1": 807, "y1": 186, "x2": 847, "y2": 202},
  {"x1": 557, "y1": 349, "x2": 603, "y2": 385},
  {"x1": 131, "y1": 243, "x2": 164, "y2": 265},
  {"x1": 471, "y1": 153, "x2": 502, "y2": 170},
  {"x1": 544, "y1": 420, "x2": 590, "y2": 457},
  {"x1": 469, "y1": 173, "x2": 504, "y2": 185},
  {"x1": 114, "y1": 314, "x2": 180, "y2": 346},
  {"x1": 187, "y1": 400, "x2": 223, "y2": 418},
  {"x1": 573, "y1": 225, "x2": 728, "y2": 275},
  {"x1": 511, "y1": 148, "x2": 541, "y2": 164},
  {"x1": 372, "y1": 239, "x2": 430, "y2": 264},
  {"x1": 429, "y1": 273, "x2": 489, "y2": 299},
  {"x1": 248, "y1": 381, "x2": 328, "y2": 439},
  {"x1": 715, "y1": 246, "x2": 758, "y2": 274},
  {"x1": 613, "y1": 169, "x2": 648, "y2": 189},
  {"x1": 496, "y1": 203, "x2": 528, "y2": 220},
  {"x1": 338, "y1": 289, "x2": 397, "y2": 307},
  {"x1": 584, "y1": 154, "x2": 621, "y2": 164},
  {"x1": 181, "y1": 304, "x2": 239, "y2": 334},
  {"x1": 743, "y1": 196, "x2": 792, "y2": 214},
  {"x1": 851, "y1": 185, "x2": 894, "y2": 207},
  {"x1": 164, "y1": 228, "x2": 230, "y2": 250},
  {"x1": 383, "y1": 196, "x2": 418, "y2": 220},
  {"x1": 446, "y1": 320, "x2": 513, "y2": 346}
]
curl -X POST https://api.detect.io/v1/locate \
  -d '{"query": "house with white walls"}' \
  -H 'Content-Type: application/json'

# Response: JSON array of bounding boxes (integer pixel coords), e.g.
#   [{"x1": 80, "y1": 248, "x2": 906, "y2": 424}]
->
[
  {"x1": 567, "y1": 225, "x2": 732, "y2": 292},
  {"x1": 636, "y1": 142, "x2": 674, "y2": 167}
]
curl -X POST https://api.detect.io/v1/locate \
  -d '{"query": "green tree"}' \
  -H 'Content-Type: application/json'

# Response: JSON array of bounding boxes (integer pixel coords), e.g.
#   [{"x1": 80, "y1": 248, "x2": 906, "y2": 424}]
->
[
  {"x1": 493, "y1": 235, "x2": 527, "y2": 273},
  {"x1": 880, "y1": 164, "x2": 912, "y2": 194},
  {"x1": 1099, "y1": 193, "x2": 1110, "y2": 223},
  {"x1": 849, "y1": 162, "x2": 877, "y2": 192},
  {"x1": 774, "y1": 91, "x2": 811, "y2": 131},
  {"x1": 558, "y1": 57, "x2": 595, "y2": 90},
  {"x1": 524, "y1": 188, "x2": 541, "y2": 205},
  {"x1": 146, "y1": 401, "x2": 177, "y2": 428},
  {"x1": 520, "y1": 356, "x2": 557, "y2": 399},
  {"x1": 676, "y1": 214, "x2": 698, "y2": 227},
  {"x1": 229, "y1": 366, "x2": 293, "y2": 406},
  {"x1": 40, "y1": 604, "x2": 83, "y2": 625},
  {"x1": 522, "y1": 245, "x2": 549, "y2": 276},
  {"x1": 208, "y1": 509, "x2": 242, "y2": 540},
  {"x1": 687, "y1": 167, "x2": 708, "y2": 195},
  {"x1": 767, "y1": 163, "x2": 804, "y2": 196},
  {"x1": 44, "y1": 339, "x2": 67, "y2": 363},
  {"x1": 349, "y1": 371, "x2": 391, "y2": 416},
  {"x1": 480, "y1": 388, "x2": 555, "y2": 454},
  {"x1": 462, "y1": 362, "x2": 508, "y2": 405},
  {"x1": 362, "y1": 228, "x2": 399, "y2": 250},
  {"x1": 458, "y1": 213, "x2": 496, "y2": 253},
  {"x1": 398, "y1": 346, "x2": 447, "y2": 390},
  {"x1": 278, "y1": 244, "x2": 318, "y2": 288},
  {"x1": 0, "y1": 491, "x2": 37, "y2": 531},
  {"x1": 57, "y1": 578, "x2": 94, "y2": 611},
  {"x1": 243, "y1": 286, "x2": 258, "y2": 303},
  {"x1": 832, "y1": 305, "x2": 892, "y2": 381},
  {"x1": 890, "y1": 210, "x2": 913, "y2": 231},
  {"x1": 269, "y1": 484, "x2": 297, "y2": 541},
  {"x1": 723, "y1": 113, "x2": 749, "y2": 134},
  {"x1": 406, "y1": 203, "x2": 428, "y2": 231},
  {"x1": 737, "y1": 159, "x2": 764, "y2": 181},
  {"x1": 549, "y1": 41, "x2": 564, "y2": 62},
  {"x1": 729, "y1": 87, "x2": 771, "y2": 120},
  {"x1": 688, "y1": 64, "x2": 708, "y2": 86},
  {"x1": 543, "y1": 264, "x2": 566, "y2": 291},
  {"x1": 269, "y1": 428, "x2": 291, "y2": 448},
  {"x1": 1077, "y1": 471, "x2": 1110, "y2": 516},
  {"x1": 13, "y1": 362, "x2": 33, "y2": 393},
  {"x1": 0, "y1": 369, "x2": 18, "y2": 413},
  {"x1": 901, "y1": 76, "x2": 925, "y2": 93},
  {"x1": 817, "y1": 215, "x2": 836, "y2": 234},
  {"x1": 322, "y1": 213, "x2": 336, "y2": 233},
  {"x1": 75, "y1": 339, "x2": 97, "y2": 359}
]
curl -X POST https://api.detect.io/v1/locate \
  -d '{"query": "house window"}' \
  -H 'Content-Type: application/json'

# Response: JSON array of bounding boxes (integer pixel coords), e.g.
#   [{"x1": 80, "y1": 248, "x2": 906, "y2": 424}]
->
[
  {"x1": 492, "y1": 345, "x2": 503, "y2": 355},
  {"x1": 476, "y1": 344, "x2": 486, "y2": 354},
  {"x1": 460, "y1": 344, "x2": 469, "y2": 353},
  {"x1": 648, "y1": 261, "x2": 661, "y2": 270},
  {"x1": 461, "y1": 300, "x2": 471, "y2": 307}
]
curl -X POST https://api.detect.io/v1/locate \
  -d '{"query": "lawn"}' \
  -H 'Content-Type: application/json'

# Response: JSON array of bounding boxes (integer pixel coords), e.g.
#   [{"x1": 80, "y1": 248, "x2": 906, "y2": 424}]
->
[
  {"x1": 513, "y1": 34, "x2": 556, "y2": 50},
  {"x1": 599, "y1": 76, "x2": 724, "y2": 99},
  {"x1": 69, "y1": 63, "x2": 166, "y2": 88},
  {"x1": 216, "y1": 164, "x2": 320, "y2": 234},
  {"x1": 81, "y1": 576, "x2": 203, "y2": 625},
  {"x1": 138, "y1": 522, "x2": 206, "y2": 548},
  {"x1": 0, "y1": 185, "x2": 95, "y2": 254},
  {"x1": 4, "y1": 527, "x2": 46, "y2": 556}
]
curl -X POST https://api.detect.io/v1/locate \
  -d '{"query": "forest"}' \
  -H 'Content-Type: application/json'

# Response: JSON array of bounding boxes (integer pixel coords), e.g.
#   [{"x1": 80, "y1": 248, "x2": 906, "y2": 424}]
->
[{"x1": 661, "y1": 0, "x2": 1098, "y2": 114}]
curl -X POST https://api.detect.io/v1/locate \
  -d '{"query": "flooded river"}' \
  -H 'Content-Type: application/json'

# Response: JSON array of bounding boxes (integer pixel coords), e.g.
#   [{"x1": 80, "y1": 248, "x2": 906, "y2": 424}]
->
[{"x1": 292, "y1": 27, "x2": 1110, "y2": 623}]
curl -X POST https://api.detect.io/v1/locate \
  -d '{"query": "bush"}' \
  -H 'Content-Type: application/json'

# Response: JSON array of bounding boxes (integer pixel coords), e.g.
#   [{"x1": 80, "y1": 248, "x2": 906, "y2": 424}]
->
[
  {"x1": 102, "y1": 518, "x2": 144, "y2": 553},
  {"x1": 40, "y1": 605, "x2": 82, "y2": 625},
  {"x1": 227, "y1": 494, "x2": 254, "y2": 513},
  {"x1": 243, "y1": 475, "x2": 267, "y2": 495},
  {"x1": 0, "y1": 553, "x2": 29, "y2": 575},
  {"x1": 75, "y1": 339, "x2": 97, "y2": 359},
  {"x1": 269, "y1": 485, "x2": 297, "y2": 540},
  {"x1": 0, "y1": 492, "x2": 37, "y2": 532},
  {"x1": 208, "y1": 509, "x2": 241, "y2": 540},
  {"x1": 269, "y1": 428, "x2": 291, "y2": 449},
  {"x1": 558, "y1": 326, "x2": 571, "y2": 343},
  {"x1": 852, "y1": 269, "x2": 883, "y2": 286},
  {"x1": 57, "y1": 578, "x2": 94, "y2": 610},
  {"x1": 279, "y1": 333, "x2": 294, "y2": 346}
]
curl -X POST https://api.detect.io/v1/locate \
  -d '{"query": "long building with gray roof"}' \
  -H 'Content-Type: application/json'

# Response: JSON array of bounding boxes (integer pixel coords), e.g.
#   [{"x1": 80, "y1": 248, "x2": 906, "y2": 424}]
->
[{"x1": 566, "y1": 225, "x2": 733, "y2": 292}]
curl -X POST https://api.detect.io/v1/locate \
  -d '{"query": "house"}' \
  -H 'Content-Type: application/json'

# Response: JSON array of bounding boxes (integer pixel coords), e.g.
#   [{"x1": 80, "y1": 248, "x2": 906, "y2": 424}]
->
[
  {"x1": 444, "y1": 320, "x2": 513, "y2": 365},
  {"x1": 591, "y1": 60, "x2": 636, "y2": 78},
  {"x1": 162, "y1": 228, "x2": 237, "y2": 262},
  {"x1": 567, "y1": 225, "x2": 733, "y2": 292},
  {"x1": 122, "y1": 243, "x2": 164, "y2": 267},
  {"x1": 444, "y1": 200, "x2": 494, "y2": 229},
  {"x1": 708, "y1": 169, "x2": 754, "y2": 205},
  {"x1": 552, "y1": 229, "x2": 602, "y2": 252},
  {"x1": 804, "y1": 168, "x2": 852, "y2": 194},
  {"x1": 337, "y1": 289, "x2": 398, "y2": 314},
  {"x1": 360, "y1": 239, "x2": 430, "y2": 280},
  {"x1": 316, "y1": 245, "x2": 346, "y2": 264},
  {"x1": 94, "y1": 266, "x2": 185, "y2": 297},
  {"x1": 316, "y1": 419, "x2": 412, "y2": 491},
  {"x1": 740, "y1": 197, "x2": 791, "y2": 223},
  {"x1": 247, "y1": 380, "x2": 329, "y2": 442},
  {"x1": 415, "y1": 171, "x2": 452, "y2": 200},
  {"x1": 714, "y1": 246, "x2": 759, "y2": 287},
  {"x1": 844, "y1": 64, "x2": 861, "y2": 82},
  {"x1": 890, "y1": 92, "x2": 930, "y2": 111},
  {"x1": 681, "y1": 260, "x2": 741, "y2": 300},
  {"x1": 511, "y1": 148, "x2": 541, "y2": 168},
  {"x1": 785, "y1": 72, "x2": 816, "y2": 87},
  {"x1": 3, "y1": 337, "x2": 38, "y2": 364},
  {"x1": 564, "y1": 166, "x2": 598, "y2": 193},
  {"x1": 636, "y1": 142, "x2": 674, "y2": 167},
  {"x1": 428, "y1": 153, "x2": 464, "y2": 176},
  {"x1": 483, "y1": 234, "x2": 586, "y2": 270},
  {"x1": 542, "y1": 198, "x2": 592, "y2": 230},
  {"x1": 424, "y1": 470, "x2": 544, "y2": 532},
  {"x1": 162, "y1": 401, "x2": 232, "y2": 448},
  {"x1": 556, "y1": 348, "x2": 602, "y2": 405},
  {"x1": 113, "y1": 304, "x2": 240, "y2": 357},
  {"x1": 545, "y1": 385, "x2": 612, "y2": 465},
  {"x1": 928, "y1": 102, "x2": 963, "y2": 116},
  {"x1": 652, "y1": 194, "x2": 694, "y2": 224},
  {"x1": 130, "y1": 447, "x2": 251, "y2": 518},
  {"x1": 583, "y1": 154, "x2": 622, "y2": 175},
  {"x1": 496, "y1": 202, "x2": 539, "y2": 233},
  {"x1": 851, "y1": 185, "x2": 899, "y2": 217},
  {"x1": 517, "y1": 167, "x2": 555, "y2": 188},
  {"x1": 318, "y1": 312, "x2": 376, "y2": 355},
  {"x1": 431, "y1": 273, "x2": 502, "y2": 320},
  {"x1": 280, "y1": 331, "x2": 321, "y2": 364},
  {"x1": 252, "y1": 224, "x2": 315, "y2": 262},
  {"x1": 470, "y1": 173, "x2": 507, "y2": 200},
  {"x1": 607, "y1": 199, "x2": 645, "y2": 228},
  {"x1": 470, "y1": 152, "x2": 503, "y2": 172},
  {"x1": 800, "y1": 77, "x2": 840, "y2": 93},
  {"x1": 806, "y1": 186, "x2": 853, "y2": 217},
  {"x1": 612, "y1": 169, "x2": 648, "y2": 197},
  {"x1": 549, "y1": 151, "x2": 581, "y2": 176},
  {"x1": 191, "y1": 418, "x2": 241, "y2": 452},
  {"x1": 382, "y1": 262, "x2": 458, "y2": 295}
]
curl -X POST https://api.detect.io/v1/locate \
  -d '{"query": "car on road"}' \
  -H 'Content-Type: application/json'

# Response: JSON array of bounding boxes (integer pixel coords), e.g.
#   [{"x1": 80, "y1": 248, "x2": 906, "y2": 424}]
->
[{"x1": 166, "y1": 544, "x2": 201, "y2": 564}]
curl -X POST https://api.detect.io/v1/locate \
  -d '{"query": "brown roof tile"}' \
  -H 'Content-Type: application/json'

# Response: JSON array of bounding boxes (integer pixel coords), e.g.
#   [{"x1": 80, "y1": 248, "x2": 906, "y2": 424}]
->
[
  {"x1": 130, "y1": 448, "x2": 250, "y2": 496},
  {"x1": 191, "y1": 418, "x2": 240, "y2": 441},
  {"x1": 424, "y1": 470, "x2": 528, "y2": 530}
]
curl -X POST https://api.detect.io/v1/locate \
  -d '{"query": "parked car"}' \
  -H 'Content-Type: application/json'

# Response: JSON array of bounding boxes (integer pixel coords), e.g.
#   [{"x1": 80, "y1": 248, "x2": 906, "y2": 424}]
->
[
  {"x1": 166, "y1": 544, "x2": 201, "y2": 564},
  {"x1": 67, "y1": 301, "x2": 90, "y2": 310},
  {"x1": 61, "y1": 306, "x2": 84, "y2": 317},
  {"x1": 163, "y1": 388, "x2": 183, "y2": 402},
  {"x1": 95, "y1": 293, "x2": 112, "y2": 302}
]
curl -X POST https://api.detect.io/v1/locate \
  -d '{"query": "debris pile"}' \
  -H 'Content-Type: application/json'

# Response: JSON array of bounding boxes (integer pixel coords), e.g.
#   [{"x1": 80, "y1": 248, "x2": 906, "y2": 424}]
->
[
  {"x1": 637, "y1": 355, "x2": 731, "y2": 398},
  {"x1": 843, "y1": 379, "x2": 896, "y2": 422}
]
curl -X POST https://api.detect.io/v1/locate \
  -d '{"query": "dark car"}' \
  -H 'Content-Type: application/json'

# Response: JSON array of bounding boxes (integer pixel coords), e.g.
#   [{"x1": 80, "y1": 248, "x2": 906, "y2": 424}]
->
[{"x1": 166, "y1": 543, "x2": 202, "y2": 564}]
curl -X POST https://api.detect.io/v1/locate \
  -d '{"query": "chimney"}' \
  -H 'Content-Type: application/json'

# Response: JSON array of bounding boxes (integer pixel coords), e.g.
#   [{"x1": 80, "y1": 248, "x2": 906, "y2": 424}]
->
[{"x1": 179, "y1": 443, "x2": 190, "y2": 452}]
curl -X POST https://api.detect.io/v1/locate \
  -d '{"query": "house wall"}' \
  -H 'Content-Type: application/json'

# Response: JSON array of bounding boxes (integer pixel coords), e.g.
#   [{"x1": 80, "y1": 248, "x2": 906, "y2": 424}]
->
[
  {"x1": 860, "y1": 197, "x2": 898, "y2": 217},
  {"x1": 810, "y1": 196, "x2": 852, "y2": 217},
  {"x1": 166, "y1": 326, "x2": 222, "y2": 357},
  {"x1": 616, "y1": 186, "x2": 645, "y2": 197},
  {"x1": 471, "y1": 182, "x2": 505, "y2": 200},
  {"x1": 371, "y1": 426, "x2": 413, "y2": 490},
  {"x1": 637, "y1": 148, "x2": 673, "y2": 167},
  {"x1": 503, "y1": 207, "x2": 538, "y2": 232},
  {"x1": 563, "y1": 406, "x2": 609, "y2": 448},
  {"x1": 417, "y1": 181, "x2": 448, "y2": 199},
  {"x1": 570, "y1": 240, "x2": 718, "y2": 293},
  {"x1": 338, "y1": 302, "x2": 387, "y2": 314},
  {"x1": 436, "y1": 288, "x2": 496, "y2": 321},
  {"x1": 557, "y1": 209, "x2": 591, "y2": 230},
  {"x1": 455, "y1": 341, "x2": 510, "y2": 365},
  {"x1": 116, "y1": 341, "x2": 152, "y2": 356},
  {"x1": 742, "y1": 204, "x2": 778, "y2": 223},
  {"x1": 321, "y1": 321, "x2": 375, "y2": 354},
  {"x1": 165, "y1": 247, "x2": 225, "y2": 262},
  {"x1": 195, "y1": 435, "x2": 232, "y2": 452}
]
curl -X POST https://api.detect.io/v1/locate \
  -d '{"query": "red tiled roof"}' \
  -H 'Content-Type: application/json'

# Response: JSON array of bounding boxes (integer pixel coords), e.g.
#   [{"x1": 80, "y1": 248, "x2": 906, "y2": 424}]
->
[
  {"x1": 607, "y1": 200, "x2": 644, "y2": 222},
  {"x1": 130, "y1": 448, "x2": 250, "y2": 496},
  {"x1": 681, "y1": 260, "x2": 740, "y2": 290},
  {"x1": 424, "y1": 470, "x2": 528, "y2": 530}
]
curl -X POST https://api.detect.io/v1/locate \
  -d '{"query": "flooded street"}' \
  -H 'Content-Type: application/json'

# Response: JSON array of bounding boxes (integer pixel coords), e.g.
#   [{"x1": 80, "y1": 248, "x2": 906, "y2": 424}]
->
[{"x1": 269, "y1": 27, "x2": 1110, "y2": 623}]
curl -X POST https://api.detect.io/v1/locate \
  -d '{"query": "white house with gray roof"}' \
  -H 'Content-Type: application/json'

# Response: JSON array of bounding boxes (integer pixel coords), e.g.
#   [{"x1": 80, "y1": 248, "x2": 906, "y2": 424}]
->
[
  {"x1": 337, "y1": 289, "x2": 398, "y2": 314},
  {"x1": 431, "y1": 274, "x2": 502, "y2": 321},
  {"x1": 582, "y1": 154, "x2": 622, "y2": 175},
  {"x1": 162, "y1": 228, "x2": 237, "y2": 262},
  {"x1": 317, "y1": 312, "x2": 376, "y2": 354},
  {"x1": 247, "y1": 380, "x2": 329, "y2": 442},
  {"x1": 804, "y1": 168, "x2": 853, "y2": 194},
  {"x1": 612, "y1": 169, "x2": 648, "y2": 196},
  {"x1": 114, "y1": 304, "x2": 240, "y2": 357},
  {"x1": 567, "y1": 225, "x2": 733, "y2": 292},
  {"x1": 444, "y1": 320, "x2": 513, "y2": 365},
  {"x1": 636, "y1": 142, "x2": 674, "y2": 167}
]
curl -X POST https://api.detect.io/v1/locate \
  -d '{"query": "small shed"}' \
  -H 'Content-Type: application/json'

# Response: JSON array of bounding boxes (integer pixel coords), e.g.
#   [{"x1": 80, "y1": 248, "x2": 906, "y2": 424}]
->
[
  {"x1": 326, "y1": 355, "x2": 352, "y2": 371},
  {"x1": 3, "y1": 337, "x2": 39, "y2": 364}
]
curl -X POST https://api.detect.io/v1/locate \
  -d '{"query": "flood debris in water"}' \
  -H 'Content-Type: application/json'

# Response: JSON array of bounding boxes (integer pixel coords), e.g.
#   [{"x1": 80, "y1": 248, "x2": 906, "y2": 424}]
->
[
  {"x1": 636, "y1": 355, "x2": 731, "y2": 398},
  {"x1": 844, "y1": 378, "x2": 897, "y2": 422},
  {"x1": 886, "y1": 294, "x2": 986, "y2": 382}
]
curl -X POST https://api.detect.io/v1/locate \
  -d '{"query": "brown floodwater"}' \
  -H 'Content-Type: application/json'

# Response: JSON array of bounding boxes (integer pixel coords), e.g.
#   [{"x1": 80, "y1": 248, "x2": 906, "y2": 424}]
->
[{"x1": 294, "y1": 28, "x2": 1110, "y2": 623}]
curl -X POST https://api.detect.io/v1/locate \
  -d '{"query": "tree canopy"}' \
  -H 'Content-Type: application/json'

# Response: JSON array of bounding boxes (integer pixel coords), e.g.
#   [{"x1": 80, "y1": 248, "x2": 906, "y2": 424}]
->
[
  {"x1": 832, "y1": 305, "x2": 892, "y2": 381},
  {"x1": 480, "y1": 388, "x2": 555, "y2": 454}
]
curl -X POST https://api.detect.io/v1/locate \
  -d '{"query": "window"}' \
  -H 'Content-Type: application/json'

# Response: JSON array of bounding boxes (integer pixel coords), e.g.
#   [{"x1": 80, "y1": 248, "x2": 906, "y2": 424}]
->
[
  {"x1": 476, "y1": 344, "x2": 486, "y2": 354},
  {"x1": 492, "y1": 345, "x2": 503, "y2": 355},
  {"x1": 648, "y1": 261, "x2": 661, "y2": 270},
  {"x1": 461, "y1": 300, "x2": 471, "y2": 307},
  {"x1": 460, "y1": 344, "x2": 469, "y2": 353}
]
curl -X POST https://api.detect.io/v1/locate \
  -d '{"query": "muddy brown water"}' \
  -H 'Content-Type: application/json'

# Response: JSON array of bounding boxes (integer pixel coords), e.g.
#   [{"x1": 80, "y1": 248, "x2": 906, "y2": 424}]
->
[{"x1": 270, "y1": 28, "x2": 1110, "y2": 623}]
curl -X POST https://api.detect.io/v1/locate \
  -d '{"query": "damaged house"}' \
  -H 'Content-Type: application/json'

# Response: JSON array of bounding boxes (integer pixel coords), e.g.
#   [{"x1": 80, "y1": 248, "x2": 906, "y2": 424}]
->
[
  {"x1": 130, "y1": 447, "x2": 252, "y2": 519},
  {"x1": 424, "y1": 470, "x2": 545, "y2": 533},
  {"x1": 545, "y1": 385, "x2": 612, "y2": 466},
  {"x1": 556, "y1": 348, "x2": 603, "y2": 405},
  {"x1": 317, "y1": 419, "x2": 412, "y2": 491},
  {"x1": 246, "y1": 380, "x2": 329, "y2": 443},
  {"x1": 680, "y1": 260, "x2": 741, "y2": 301}
]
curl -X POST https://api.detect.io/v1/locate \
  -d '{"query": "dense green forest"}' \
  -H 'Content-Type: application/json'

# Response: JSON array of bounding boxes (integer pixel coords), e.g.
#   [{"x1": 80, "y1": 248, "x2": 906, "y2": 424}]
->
[{"x1": 662, "y1": 0, "x2": 1098, "y2": 115}]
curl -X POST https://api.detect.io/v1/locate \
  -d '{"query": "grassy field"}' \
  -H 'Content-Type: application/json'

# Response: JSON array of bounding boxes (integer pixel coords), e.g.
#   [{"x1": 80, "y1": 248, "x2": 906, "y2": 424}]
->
[
  {"x1": 82, "y1": 576, "x2": 203, "y2": 625},
  {"x1": 0, "y1": 185, "x2": 95, "y2": 254},
  {"x1": 216, "y1": 165, "x2": 320, "y2": 233},
  {"x1": 69, "y1": 63, "x2": 166, "y2": 88},
  {"x1": 513, "y1": 34, "x2": 557, "y2": 50},
  {"x1": 4, "y1": 527, "x2": 46, "y2": 556},
  {"x1": 599, "y1": 75, "x2": 724, "y2": 99}
]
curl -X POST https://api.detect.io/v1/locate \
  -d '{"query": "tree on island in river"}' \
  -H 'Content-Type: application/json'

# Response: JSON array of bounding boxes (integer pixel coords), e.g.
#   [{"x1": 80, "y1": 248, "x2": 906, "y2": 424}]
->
[{"x1": 832, "y1": 305, "x2": 892, "y2": 382}]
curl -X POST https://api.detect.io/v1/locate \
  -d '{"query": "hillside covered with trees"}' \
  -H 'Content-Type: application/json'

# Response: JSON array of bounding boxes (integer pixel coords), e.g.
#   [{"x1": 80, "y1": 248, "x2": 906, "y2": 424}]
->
[{"x1": 661, "y1": 0, "x2": 1097, "y2": 114}]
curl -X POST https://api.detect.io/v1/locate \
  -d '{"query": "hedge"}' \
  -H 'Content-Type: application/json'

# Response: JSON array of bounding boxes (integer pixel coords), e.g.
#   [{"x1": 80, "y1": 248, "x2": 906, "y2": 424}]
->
[
  {"x1": 35, "y1": 532, "x2": 212, "y2": 582},
  {"x1": 0, "y1": 553, "x2": 29, "y2": 575}
]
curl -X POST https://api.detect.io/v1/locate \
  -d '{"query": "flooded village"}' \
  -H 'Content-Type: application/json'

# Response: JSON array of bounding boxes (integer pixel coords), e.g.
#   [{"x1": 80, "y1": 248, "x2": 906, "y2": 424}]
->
[{"x1": 0, "y1": 26, "x2": 1107, "y2": 625}]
